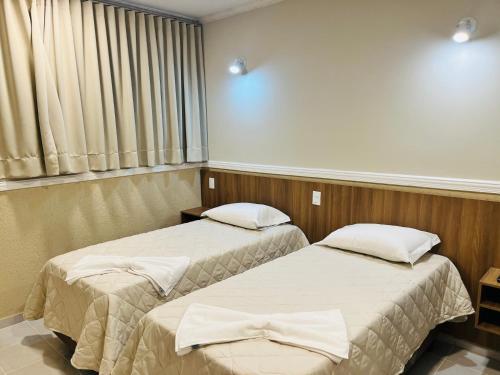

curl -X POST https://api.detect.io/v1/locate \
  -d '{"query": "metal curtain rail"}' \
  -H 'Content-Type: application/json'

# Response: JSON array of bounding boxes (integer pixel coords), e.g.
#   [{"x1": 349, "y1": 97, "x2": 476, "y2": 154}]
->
[{"x1": 86, "y1": 0, "x2": 201, "y2": 24}]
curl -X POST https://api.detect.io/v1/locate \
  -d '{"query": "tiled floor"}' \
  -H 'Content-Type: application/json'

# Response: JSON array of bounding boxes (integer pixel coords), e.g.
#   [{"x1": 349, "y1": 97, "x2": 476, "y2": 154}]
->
[
  {"x1": 0, "y1": 320, "x2": 94, "y2": 375},
  {"x1": 405, "y1": 340, "x2": 500, "y2": 375},
  {"x1": 0, "y1": 320, "x2": 498, "y2": 374}
]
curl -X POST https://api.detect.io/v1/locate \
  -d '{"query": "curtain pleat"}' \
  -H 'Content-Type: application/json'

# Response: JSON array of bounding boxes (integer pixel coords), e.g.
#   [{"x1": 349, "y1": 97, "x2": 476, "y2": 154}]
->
[
  {"x1": 77, "y1": 1, "x2": 117, "y2": 171},
  {"x1": 195, "y1": 26, "x2": 208, "y2": 161},
  {"x1": 93, "y1": 3, "x2": 120, "y2": 170},
  {"x1": 155, "y1": 18, "x2": 167, "y2": 165},
  {"x1": 183, "y1": 23, "x2": 208, "y2": 162},
  {"x1": 31, "y1": 0, "x2": 89, "y2": 176},
  {"x1": 0, "y1": 0, "x2": 44, "y2": 179},
  {"x1": 0, "y1": 0, "x2": 207, "y2": 179},
  {"x1": 136, "y1": 13, "x2": 155, "y2": 166},
  {"x1": 165, "y1": 19, "x2": 184, "y2": 163},
  {"x1": 146, "y1": 15, "x2": 164, "y2": 165},
  {"x1": 108, "y1": 7, "x2": 139, "y2": 168}
]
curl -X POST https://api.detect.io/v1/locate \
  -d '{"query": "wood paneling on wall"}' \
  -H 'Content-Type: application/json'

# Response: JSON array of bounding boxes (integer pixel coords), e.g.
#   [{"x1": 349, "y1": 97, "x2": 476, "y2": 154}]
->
[{"x1": 201, "y1": 168, "x2": 500, "y2": 350}]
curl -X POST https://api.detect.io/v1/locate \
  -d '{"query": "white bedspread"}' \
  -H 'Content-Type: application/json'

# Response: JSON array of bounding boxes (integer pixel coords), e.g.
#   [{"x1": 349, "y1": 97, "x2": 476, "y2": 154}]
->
[
  {"x1": 111, "y1": 245, "x2": 474, "y2": 375},
  {"x1": 24, "y1": 219, "x2": 308, "y2": 373}
]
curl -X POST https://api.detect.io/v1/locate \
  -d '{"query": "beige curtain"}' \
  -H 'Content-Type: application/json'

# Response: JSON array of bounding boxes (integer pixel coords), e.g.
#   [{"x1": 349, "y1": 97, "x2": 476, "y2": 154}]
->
[
  {"x1": 31, "y1": 0, "x2": 89, "y2": 176},
  {"x1": 0, "y1": 0, "x2": 207, "y2": 179},
  {"x1": 0, "y1": 0, "x2": 45, "y2": 178}
]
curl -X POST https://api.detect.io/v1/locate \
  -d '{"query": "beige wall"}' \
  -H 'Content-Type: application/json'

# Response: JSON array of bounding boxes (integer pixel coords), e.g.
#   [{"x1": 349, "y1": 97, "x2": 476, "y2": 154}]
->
[
  {"x1": 204, "y1": 0, "x2": 500, "y2": 180},
  {"x1": 0, "y1": 169, "x2": 201, "y2": 319}
]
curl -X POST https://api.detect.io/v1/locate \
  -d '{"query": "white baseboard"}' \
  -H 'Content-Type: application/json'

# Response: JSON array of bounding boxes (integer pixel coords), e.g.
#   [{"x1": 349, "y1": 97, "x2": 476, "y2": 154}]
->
[
  {"x1": 0, "y1": 313, "x2": 23, "y2": 330},
  {"x1": 207, "y1": 161, "x2": 500, "y2": 195}
]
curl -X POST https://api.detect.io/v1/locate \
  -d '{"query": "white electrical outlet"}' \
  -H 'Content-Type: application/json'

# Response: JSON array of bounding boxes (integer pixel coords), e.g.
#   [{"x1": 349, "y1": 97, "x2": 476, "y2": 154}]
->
[
  {"x1": 312, "y1": 191, "x2": 321, "y2": 206},
  {"x1": 208, "y1": 177, "x2": 215, "y2": 190}
]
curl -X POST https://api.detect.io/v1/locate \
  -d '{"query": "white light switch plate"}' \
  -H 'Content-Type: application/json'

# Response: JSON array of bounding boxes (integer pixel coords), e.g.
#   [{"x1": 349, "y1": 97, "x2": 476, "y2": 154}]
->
[
  {"x1": 312, "y1": 191, "x2": 321, "y2": 206},
  {"x1": 208, "y1": 177, "x2": 215, "y2": 190}
]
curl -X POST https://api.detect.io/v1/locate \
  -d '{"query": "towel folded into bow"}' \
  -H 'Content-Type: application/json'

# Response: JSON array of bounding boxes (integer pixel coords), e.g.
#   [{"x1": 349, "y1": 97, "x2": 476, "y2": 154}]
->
[
  {"x1": 65, "y1": 255, "x2": 190, "y2": 296},
  {"x1": 175, "y1": 303, "x2": 349, "y2": 363}
]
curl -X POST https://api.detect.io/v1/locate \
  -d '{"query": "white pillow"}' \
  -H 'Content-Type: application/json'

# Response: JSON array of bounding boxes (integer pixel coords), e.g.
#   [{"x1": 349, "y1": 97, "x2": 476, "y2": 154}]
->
[
  {"x1": 201, "y1": 203, "x2": 290, "y2": 230},
  {"x1": 317, "y1": 223, "x2": 440, "y2": 264}
]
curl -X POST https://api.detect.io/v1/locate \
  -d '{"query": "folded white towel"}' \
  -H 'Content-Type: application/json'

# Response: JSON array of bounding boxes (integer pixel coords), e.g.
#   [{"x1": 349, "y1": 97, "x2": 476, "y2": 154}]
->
[
  {"x1": 175, "y1": 303, "x2": 349, "y2": 363},
  {"x1": 65, "y1": 255, "x2": 190, "y2": 296}
]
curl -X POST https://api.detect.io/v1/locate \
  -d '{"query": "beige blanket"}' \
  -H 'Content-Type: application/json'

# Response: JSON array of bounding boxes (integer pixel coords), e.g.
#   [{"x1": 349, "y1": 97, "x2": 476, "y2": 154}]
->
[
  {"x1": 111, "y1": 245, "x2": 474, "y2": 375},
  {"x1": 24, "y1": 219, "x2": 308, "y2": 373}
]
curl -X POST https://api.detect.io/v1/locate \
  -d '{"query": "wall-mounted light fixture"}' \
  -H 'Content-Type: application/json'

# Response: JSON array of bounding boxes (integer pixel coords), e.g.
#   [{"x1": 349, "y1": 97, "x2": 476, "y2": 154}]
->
[
  {"x1": 453, "y1": 17, "x2": 477, "y2": 43},
  {"x1": 229, "y1": 58, "x2": 247, "y2": 75}
]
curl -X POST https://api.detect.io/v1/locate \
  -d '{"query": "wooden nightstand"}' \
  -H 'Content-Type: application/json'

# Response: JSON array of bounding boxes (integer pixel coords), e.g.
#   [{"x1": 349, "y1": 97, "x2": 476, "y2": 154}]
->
[
  {"x1": 475, "y1": 267, "x2": 500, "y2": 336},
  {"x1": 181, "y1": 207, "x2": 209, "y2": 224}
]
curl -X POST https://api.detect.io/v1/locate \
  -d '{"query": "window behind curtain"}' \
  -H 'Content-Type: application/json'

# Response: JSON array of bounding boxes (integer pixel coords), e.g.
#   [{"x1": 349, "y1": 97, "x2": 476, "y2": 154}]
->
[{"x1": 0, "y1": 0, "x2": 208, "y2": 180}]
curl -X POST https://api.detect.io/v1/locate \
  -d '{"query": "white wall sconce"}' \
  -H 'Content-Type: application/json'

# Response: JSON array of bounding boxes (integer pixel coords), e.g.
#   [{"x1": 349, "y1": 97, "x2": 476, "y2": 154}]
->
[
  {"x1": 229, "y1": 58, "x2": 247, "y2": 75},
  {"x1": 453, "y1": 17, "x2": 477, "y2": 43}
]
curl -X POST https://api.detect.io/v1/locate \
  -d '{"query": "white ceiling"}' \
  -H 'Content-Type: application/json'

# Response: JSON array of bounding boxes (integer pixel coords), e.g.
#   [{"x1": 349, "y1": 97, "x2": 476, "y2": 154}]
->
[{"x1": 116, "y1": 0, "x2": 284, "y2": 22}]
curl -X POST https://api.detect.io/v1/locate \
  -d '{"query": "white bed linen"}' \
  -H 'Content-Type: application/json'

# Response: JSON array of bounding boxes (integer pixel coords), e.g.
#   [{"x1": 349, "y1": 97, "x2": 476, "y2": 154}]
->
[
  {"x1": 65, "y1": 255, "x2": 191, "y2": 296},
  {"x1": 111, "y1": 245, "x2": 474, "y2": 375},
  {"x1": 175, "y1": 303, "x2": 349, "y2": 362},
  {"x1": 24, "y1": 219, "x2": 308, "y2": 373}
]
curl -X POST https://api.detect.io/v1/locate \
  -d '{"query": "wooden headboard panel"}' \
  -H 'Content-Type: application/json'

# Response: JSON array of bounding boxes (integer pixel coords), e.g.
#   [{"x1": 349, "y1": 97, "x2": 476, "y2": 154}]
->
[{"x1": 201, "y1": 168, "x2": 500, "y2": 349}]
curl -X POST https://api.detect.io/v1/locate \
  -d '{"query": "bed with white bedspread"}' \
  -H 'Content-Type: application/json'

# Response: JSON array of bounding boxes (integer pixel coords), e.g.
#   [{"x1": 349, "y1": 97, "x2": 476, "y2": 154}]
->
[
  {"x1": 111, "y1": 244, "x2": 474, "y2": 375},
  {"x1": 24, "y1": 218, "x2": 308, "y2": 373}
]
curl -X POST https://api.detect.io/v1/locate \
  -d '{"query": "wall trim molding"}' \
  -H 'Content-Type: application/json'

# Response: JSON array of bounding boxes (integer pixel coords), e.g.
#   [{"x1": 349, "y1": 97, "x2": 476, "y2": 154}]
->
[
  {"x1": 202, "y1": 0, "x2": 285, "y2": 23},
  {"x1": 207, "y1": 161, "x2": 500, "y2": 195},
  {"x1": 0, "y1": 313, "x2": 23, "y2": 330},
  {"x1": 0, "y1": 163, "x2": 205, "y2": 192}
]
